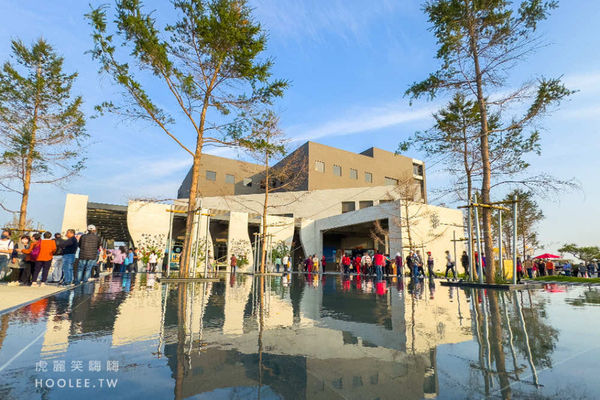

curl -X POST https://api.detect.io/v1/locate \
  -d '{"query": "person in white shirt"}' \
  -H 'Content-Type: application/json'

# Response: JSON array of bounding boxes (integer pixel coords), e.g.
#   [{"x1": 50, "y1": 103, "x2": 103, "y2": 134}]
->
[
  {"x1": 282, "y1": 255, "x2": 289, "y2": 272},
  {"x1": 0, "y1": 229, "x2": 15, "y2": 280},
  {"x1": 149, "y1": 251, "x2": 158, "y2": 272}
]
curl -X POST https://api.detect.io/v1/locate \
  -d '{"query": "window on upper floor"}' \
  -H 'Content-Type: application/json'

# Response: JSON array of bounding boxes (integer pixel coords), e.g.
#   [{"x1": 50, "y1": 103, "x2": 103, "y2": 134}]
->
[
  {"x1": 413, "y1": 163, "x2": 424, "y2": 177},
  {"x1": 350, "y1": 168, "x2": 358, "y2": 179},
  {"x1": 364, "y1": 172, "x2": 372, "y2": 183},
  {"x1": 342, "y1": 201, "x2": 356, "y2": 213},
  {"x1": 315, "y1": 160, "x2": 325, "y2": 172},
  {"x1": 206, "y1": 170, "x2": 216, "y2": 181},
  {"x1": 359, "y1": 200, "x2": 373, "y2": 209},
  {"x1": 384, "y1": 177, "x2": 398, "y2": 186},
  {"x1": 225, "y1": 174, "x2": 235, "y2": 184},
  {"x1": 333, "y1": 164, "x2": 342, "y2": 176}
]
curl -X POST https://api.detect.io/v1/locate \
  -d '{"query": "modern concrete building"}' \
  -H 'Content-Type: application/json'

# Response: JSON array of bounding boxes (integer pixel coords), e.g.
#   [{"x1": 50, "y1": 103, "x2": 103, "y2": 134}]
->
[
  {"x1": 61, "y1": 142, "x2": 463, "y2": 272},
  {"x1": 177, "y1": 141, "x2": 427, "y2": 202}
]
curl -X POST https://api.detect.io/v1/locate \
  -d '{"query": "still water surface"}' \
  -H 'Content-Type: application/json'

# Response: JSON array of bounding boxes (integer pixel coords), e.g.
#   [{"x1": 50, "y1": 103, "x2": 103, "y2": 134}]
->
[{"x1": 0, "y1": 273, "x2": 599, "y2": 399}]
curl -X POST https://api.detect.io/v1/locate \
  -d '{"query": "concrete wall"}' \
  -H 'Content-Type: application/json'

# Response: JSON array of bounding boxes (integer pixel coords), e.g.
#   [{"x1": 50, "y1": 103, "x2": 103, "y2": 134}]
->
[
  {"x1": 307, "y1": 142, "x2": 425, "y2": 199},
  {"x1": 177, "y1": 153, "x2": 264, "y2": 199},
  {"x1": 61, "y1": 193, "x2": 88, "y2": 234},
  {"x1": 227, "y1": 211, "x2": 253, "y2": 272},
  {"x1": 198, "y1": 185, "x2": 407, "y2": 221},
  {"x1": 127, "y1": 200, "x2": 171, "y2": 250}
]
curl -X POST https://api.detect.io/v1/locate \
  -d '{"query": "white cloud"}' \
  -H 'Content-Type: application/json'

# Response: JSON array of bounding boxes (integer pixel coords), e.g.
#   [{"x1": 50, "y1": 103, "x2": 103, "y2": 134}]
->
[{"x1": 287, "y1": 102, "x2": 436, "y2": 142}]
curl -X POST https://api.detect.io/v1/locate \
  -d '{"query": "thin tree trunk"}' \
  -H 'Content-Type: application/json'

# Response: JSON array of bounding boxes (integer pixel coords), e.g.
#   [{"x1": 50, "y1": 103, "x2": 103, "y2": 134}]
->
[
  {"x1": 404, "y1": 199, "x2": 413, "y2": 250},
  {"x1": 466, "y1": 2, "x2": 495, "y2": 283},
  {"x1": 260, "y1": 155, "x2": 269, "y2": 274},
  {"x1": 18, "y1": 63, "x2": 41, "y2": 232}
]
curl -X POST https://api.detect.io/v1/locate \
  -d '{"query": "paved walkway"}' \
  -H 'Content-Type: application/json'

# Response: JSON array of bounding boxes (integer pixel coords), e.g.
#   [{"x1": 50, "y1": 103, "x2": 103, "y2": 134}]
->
[{"x1": 0, "y1": 283, "x2": 67, "y2": 313}]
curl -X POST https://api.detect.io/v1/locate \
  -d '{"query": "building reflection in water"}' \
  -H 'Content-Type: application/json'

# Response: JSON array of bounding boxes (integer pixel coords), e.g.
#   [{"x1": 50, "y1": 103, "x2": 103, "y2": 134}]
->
[{"x1": 0, "y1": 273, "x2": 566, "y2": 400}]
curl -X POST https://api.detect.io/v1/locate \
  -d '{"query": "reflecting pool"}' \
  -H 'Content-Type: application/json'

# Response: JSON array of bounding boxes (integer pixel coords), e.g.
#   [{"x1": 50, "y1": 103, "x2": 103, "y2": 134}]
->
[{"x1": 1, "y1": 273, "x2": 599, "y2": 399}]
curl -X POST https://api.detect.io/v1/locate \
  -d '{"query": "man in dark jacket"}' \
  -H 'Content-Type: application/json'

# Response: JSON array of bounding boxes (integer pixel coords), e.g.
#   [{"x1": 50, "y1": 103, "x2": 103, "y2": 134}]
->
[
  {"x1": 76, "y1": 225, "x2": 101, "y2": 284},
  {"x1": 59, "y1": 229, "x2": 78, "y2": 285},
  {"x1": 461, "y1": 251, "x2": 469, "y2": 277}
]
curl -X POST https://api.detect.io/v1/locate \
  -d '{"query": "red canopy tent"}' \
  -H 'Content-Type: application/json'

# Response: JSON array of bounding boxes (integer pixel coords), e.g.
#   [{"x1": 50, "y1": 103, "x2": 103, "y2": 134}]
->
[{"x1": 534, "y1": 253, "x2": 560, "y2": 259}]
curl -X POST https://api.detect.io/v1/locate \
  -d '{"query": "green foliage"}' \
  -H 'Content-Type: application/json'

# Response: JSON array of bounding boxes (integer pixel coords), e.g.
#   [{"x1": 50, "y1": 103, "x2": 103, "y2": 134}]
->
[
  {"x1": 0, "y1": 38, "x2": 86, "y2": 196},
  {"x1": 558, "y1": 244, "x2": 600, "y2": 264},
  {"x1": 138, "y1": 233, "x2": 166, "y2": 264},
  {"x1": 271, "y1": 240, "x2": 290, "y2": 261},
  {"x1": 405, "y1": 0, "x2": 574, "y2": 196},
  {"x1": 85, "y1": 0, "x2": 287, "y2": 144},
  {"x1": 492, "y1": 189, "x2": 543, "y2": 256}
]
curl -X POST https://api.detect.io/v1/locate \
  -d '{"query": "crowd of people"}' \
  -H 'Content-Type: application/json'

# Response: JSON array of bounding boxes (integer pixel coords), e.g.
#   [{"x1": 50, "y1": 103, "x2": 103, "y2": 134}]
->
[
  {"x1": 0, "y1": 225, "x2": 165, "y2": 288},
  {"x1": 296, "y1": 249, "x2": 459, "y2": 280}
]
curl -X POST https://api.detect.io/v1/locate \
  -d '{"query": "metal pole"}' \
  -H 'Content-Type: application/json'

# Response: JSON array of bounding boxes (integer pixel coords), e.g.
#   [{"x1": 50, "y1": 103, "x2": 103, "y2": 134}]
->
[
  {"x1": 467, "y1": 200, "x2": 474, "y2": 281},
  {"x1": 453, "y1": 230, "x2": 457, "y2": 276},
  {"x1": 192, "y1": 210, "x2": 201, "y2": 278},
  {"x1": 166, "y1": 207, "x2": 174, "y2": 277},
  {"x1": 204, "y1": 214, "x2": 210, "y2": 277},
  {"x1": 498, "y1": 211, "x2": 503, "y2": 279},
  {"x1": 474, "y1": 195, "x2": 484, "y2": 284},
  {"x1": 512, "y1": 195, "x2": 518, "y2": 284}
]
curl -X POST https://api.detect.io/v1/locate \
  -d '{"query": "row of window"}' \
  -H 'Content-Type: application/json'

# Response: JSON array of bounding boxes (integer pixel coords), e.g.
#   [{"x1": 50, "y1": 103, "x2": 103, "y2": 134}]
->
[
  {"x1": 316, "y1": 161, "x2": 374, "y2": 182},
  {"x1": 206, "y1": 170, "x2": 253, "y2": 187},
  {"x1": 315, "y1": 161, "x2": 422, "y2": 183}
]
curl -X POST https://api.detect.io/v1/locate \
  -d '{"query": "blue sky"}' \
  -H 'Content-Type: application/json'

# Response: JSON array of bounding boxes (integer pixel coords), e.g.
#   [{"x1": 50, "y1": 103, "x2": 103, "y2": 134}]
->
[{"x1": 0, "y1": 0, "x2": 598, "y2": 252}]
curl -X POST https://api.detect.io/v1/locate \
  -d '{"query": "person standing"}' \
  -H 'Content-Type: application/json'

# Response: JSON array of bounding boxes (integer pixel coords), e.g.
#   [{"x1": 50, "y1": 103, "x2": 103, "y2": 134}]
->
[
  {"x1": 50, "y1": 232, "x2": 65, "y2": 283},
  {"x1": 546, "y1": 259, "x2": 555, "y2": 276},
  {"x1": 373, "y1": 250, "x2": 384, "y2": 280},
  {"x1": 274, "y1": 256, "x2": 282, "y2": 273},
  {"x1": 341, "y1": 253, "x2": 351, "y2": 274},
  {"x1": 32, "y1": 231, "x2": 57, "y2": 286},
  {"x1": 445, "y1": 250, "x2": 456, "y2": 280},
  {"x1": 76, "y1": 225, "x2": 101, "y2": 284},
  {"x1": 426, "y1": 252, "x2": 435, "y2": 278},
  {"x1": 415, "y1": 251, "x2": 425, "y2": 277},
  {"x1": 321, "y1": 255, "x2": 327, "y2": 273},
  {"x1": 282, "y1": 254, "x2": 289, "y2": 273},
  {"x1": 395, "y1": 252, "x2": 403, "y2": 278},
  {"x1": 133, "y1": 248, "x2": 140, "y2": 273},
  {"x1": 230, "y1": 254, "x2": 237, "y2": 273},
  {"x1": 461, "y1": 251, "x2": 469, "y2": 277},
  {"x1": 97, "y1": 247, "x2": 107, "y2": 273},
  {"x1": 312, "y1": 254, "x2": 320, "y2": 273},
  {"x1": 113, "y1": 246, "x2": 127, "y2": 275},
  {"x1": 361, "y1": 252, "x2": 372, "y2": 275},
  {"x1": 59, "y1": 229, "x2": 78, "y2": 285},
  {"x1": 523, "y1": 257, "x2": 533, "y2": 279},
  {"x1": 148, "y1": 251, "x2": 158, "y2": 272},
  {"x1": 124, "y1": 249, "x2": 134, "y2": 273},
  {"x1": 0, "y1": 229, "x2": 15, "y2": 280},
  {"x1": 8, "y1": 235, "x2": 29, "y2": 286}
]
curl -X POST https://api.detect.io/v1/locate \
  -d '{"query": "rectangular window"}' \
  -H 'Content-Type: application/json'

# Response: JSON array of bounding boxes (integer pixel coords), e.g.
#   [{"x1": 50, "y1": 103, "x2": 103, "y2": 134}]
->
[
  {"x1": 225, "y1": 174, "x2": 235, "y2": 184},
  {"x1": 341, "y1": 201, "x2": 356, "y2": 213},
  {"x1": 350, "y1": 168, "x2": 358, "y2": 180},
  {"x1": 379, "y1": 199, "x2": 393, "y2": 204},
  {"x1": 333, "y1": 164, "x2": 342, "y2": 176},
  {"x1": 206, "y1": 170, "x2": 216, "y2": 181},
  {"x1": 413, "y1": 163, "x2": 423, "y2": 176},
  {"x1": 364, "y1": 172, "x2": 372, "y2": 183},
  {"x1": 359, "y1": 200, "x2": 373, "y2": 209},
  {"x1": 243, "y1": 178, "x2": 252, "y2": 187},
  {"x1": 315, "y1": 160, "x2": 325, "y2": 172},
  {"x1": 384, "y1": 177, "x2": 398, "y2": 186}
]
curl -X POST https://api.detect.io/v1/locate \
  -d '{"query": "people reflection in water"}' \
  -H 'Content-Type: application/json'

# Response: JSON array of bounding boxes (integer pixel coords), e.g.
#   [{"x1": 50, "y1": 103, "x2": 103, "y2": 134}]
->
[{"x1": 428, "y1": 276, "x2": 436, "y2": 299}]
